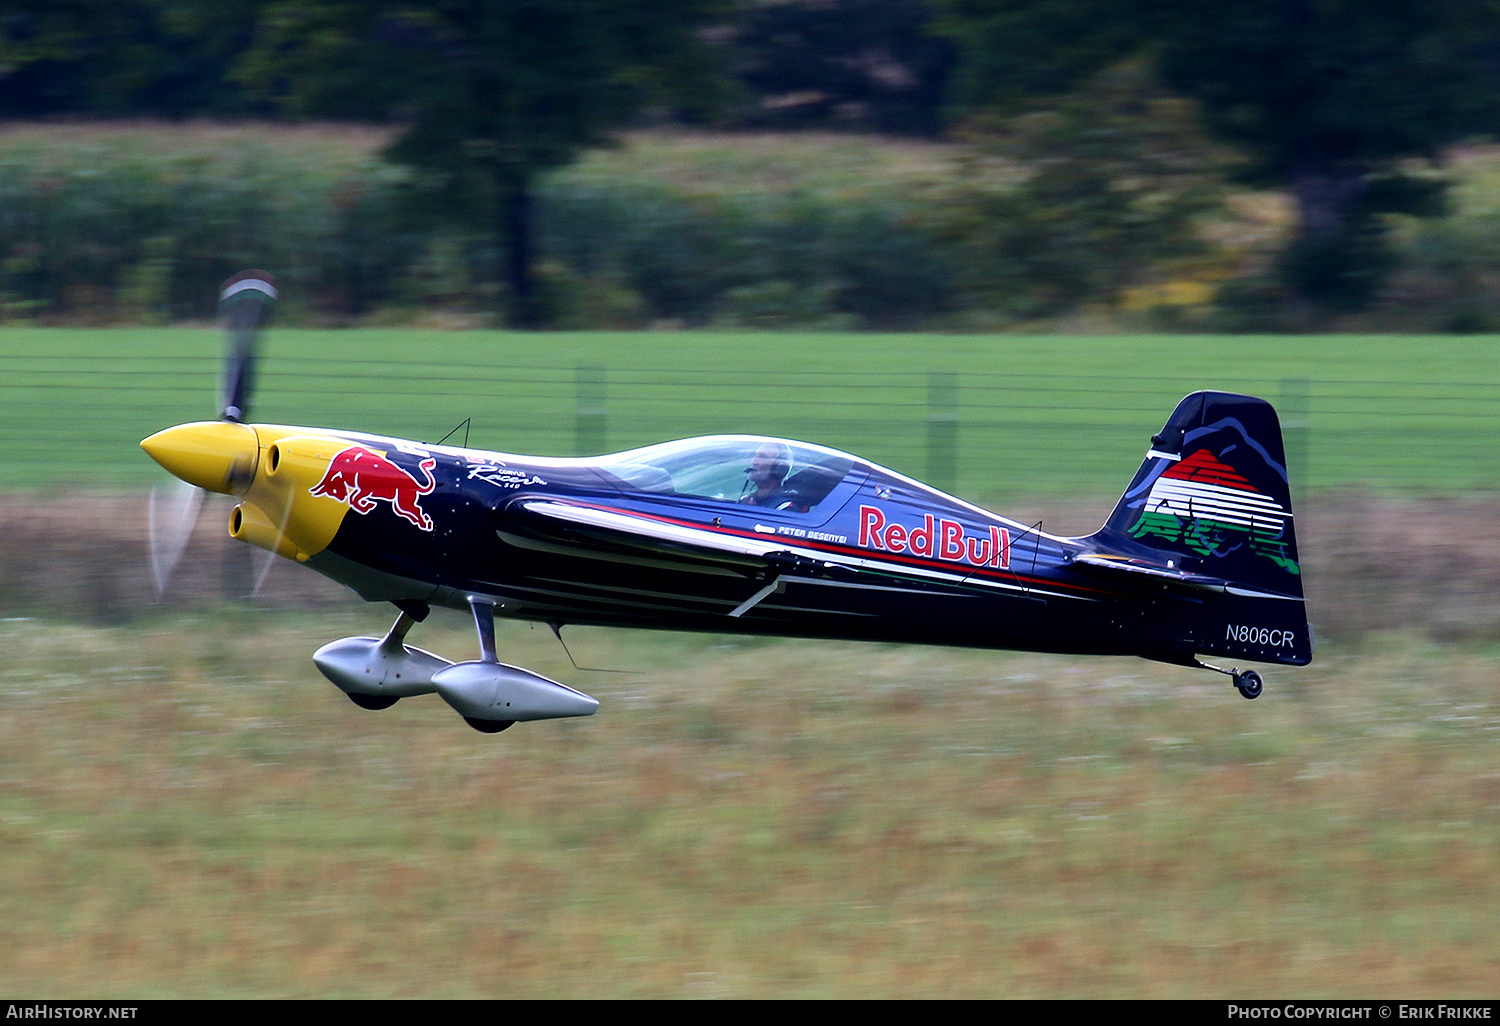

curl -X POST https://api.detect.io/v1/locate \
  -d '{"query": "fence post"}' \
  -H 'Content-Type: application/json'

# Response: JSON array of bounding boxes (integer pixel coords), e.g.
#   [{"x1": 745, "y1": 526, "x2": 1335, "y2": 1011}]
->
[
  {"x1": 577, "y1": 364, "x2": 606, "y2": 455},
  {"x1": 1279, "y1": 376, "x2": 1309, "y2": 508},
  {"x1": 927, "y1": 370, "x2": 958, "y2": 493}
]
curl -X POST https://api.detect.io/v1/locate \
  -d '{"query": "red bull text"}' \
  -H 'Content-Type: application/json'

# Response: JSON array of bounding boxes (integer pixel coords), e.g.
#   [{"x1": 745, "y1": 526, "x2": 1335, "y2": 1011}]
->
[{"x1": 858, "y1": 505, "x2": 1010, "y2": 569}]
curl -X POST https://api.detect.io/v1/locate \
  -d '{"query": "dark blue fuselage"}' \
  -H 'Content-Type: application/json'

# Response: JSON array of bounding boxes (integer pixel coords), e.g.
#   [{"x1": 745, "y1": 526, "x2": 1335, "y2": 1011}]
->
[{"x1": 303, "y1": 433, "x2": 1214, "y2": 664}]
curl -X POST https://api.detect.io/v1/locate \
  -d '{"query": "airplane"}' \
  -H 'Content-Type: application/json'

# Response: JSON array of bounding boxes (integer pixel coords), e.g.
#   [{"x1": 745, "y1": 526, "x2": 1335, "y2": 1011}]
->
[{"x1": 142, "y1": 273, "x2": 1311, "y2": 733}]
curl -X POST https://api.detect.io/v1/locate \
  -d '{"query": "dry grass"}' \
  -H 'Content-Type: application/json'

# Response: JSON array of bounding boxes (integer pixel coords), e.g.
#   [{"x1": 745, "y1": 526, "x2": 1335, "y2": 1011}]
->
[
  {"x1": 569, "y1": 128, "x2": 957, "y2": 194},
  {"x1": 1, "y1": 615, "x2": 1498, "y2": 998},
  {"x1": 0, "y1": 119, "x2": 390, "y2": 158},
  {"x1": 2, "y1": 493, "x2": 1500, "y2": 996},
  {"x1": 0, "y1": 120, "x2": 949, "y2": 194}
]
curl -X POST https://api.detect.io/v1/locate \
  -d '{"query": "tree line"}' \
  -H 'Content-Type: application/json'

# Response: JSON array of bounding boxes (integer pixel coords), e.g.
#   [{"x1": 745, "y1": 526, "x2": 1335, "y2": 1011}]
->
[{"x1": 5, "y1": 0, "x2": 1500, "y2": 328}]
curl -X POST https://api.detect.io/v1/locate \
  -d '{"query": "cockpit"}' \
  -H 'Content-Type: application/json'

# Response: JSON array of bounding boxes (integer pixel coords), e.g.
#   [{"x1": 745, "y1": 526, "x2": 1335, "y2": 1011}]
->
[{"x1": 593, "y1": 436, "x2": 858, "y2": 514}]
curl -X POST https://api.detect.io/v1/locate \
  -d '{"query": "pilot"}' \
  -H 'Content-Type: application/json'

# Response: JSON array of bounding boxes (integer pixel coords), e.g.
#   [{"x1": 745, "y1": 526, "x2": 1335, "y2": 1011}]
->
[{"x1": 741, "y1": 442, "x2": 795, "y2": 508}]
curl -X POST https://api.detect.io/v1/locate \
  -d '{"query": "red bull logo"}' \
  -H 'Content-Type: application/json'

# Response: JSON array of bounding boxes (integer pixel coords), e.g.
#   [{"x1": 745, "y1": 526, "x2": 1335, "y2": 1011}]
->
[{"x1": 310, "y1": 446, "x2": 437, "y2": 531}]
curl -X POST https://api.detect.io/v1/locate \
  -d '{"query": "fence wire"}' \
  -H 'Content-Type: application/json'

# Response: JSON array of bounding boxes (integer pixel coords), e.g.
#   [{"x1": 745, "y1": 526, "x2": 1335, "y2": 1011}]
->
[{"x1": 3, "y1": 352, "x2": 1497, "y2": 499}]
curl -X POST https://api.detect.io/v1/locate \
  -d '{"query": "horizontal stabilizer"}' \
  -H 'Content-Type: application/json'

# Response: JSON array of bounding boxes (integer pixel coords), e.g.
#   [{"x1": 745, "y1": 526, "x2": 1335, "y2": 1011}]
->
[{"x1": 1070, "y1": 552, "x2": 1229, "y2": 592}]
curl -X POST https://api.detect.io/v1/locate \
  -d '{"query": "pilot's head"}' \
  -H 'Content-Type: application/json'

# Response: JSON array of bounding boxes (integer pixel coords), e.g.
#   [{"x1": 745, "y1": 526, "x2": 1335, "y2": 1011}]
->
[{"x1": 747, "y1": 442, "x2": 791, "y2": 491}]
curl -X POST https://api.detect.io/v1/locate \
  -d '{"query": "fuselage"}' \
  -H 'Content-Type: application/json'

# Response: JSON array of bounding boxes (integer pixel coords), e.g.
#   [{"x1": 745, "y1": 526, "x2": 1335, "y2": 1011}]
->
[{"x1": 140, "y1": 421, "x2": 1245, "y2": 664}]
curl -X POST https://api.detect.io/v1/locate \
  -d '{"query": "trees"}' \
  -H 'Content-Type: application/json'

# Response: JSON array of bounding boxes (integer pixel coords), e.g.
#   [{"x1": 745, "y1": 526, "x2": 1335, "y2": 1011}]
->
[
  {"x1": 1, "y1": 0, "x2": 732, "y2": 325},
  {"x1": 726, "y1": 0, "x2": 955, "y2": 136},
  {"x1": 933, "y1": 61, "x2": 1230, "y2": 320},
  {"x1": 238, "y1": 1, "x2": 730, "y2": 326},
  {"x1": 0, "y1": 0, "x2": 265, "y2": 117},
  {"x1": 939, "y1": 0, "x2": 1500, "y2": 312}
]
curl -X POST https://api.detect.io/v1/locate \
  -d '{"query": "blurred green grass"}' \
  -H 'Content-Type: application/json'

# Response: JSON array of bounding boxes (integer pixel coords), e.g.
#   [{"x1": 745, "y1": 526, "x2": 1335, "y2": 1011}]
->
[
  {"x1": 4, "y1": 328, "x2": 1500, "y2": 502},
  {"x1": 1, "y1": 613, "x2": 1496, "y2": 997}
]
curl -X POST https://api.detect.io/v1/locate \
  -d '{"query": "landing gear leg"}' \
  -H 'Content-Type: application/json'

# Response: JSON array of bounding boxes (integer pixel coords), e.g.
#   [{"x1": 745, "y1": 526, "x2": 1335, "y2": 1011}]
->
[
  {"x1": 380, "y1": 607, "x2": 418, "y2": 652},
  {"x1": 1196, "y1": 659, "x2": 1264, "y2": 700},
  {"x1": 459, "y1": 595, "x2": 516, "y2": 734},
  {"x1": 343, "y1": 610, "x2": 421, "y2": 710},
  {"x1": 468, "y1": 594, "x2": 499, "y2": 663}
]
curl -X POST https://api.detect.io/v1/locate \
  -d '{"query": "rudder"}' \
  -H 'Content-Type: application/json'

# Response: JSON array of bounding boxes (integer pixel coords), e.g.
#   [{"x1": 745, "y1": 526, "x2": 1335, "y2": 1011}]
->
[{"x1": 1091, "y1": 391, "x2": 1310, "y2": 666}]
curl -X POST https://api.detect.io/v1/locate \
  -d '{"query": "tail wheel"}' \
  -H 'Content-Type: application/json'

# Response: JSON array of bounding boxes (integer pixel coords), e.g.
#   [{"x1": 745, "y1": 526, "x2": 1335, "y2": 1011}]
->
[{"x1": 1234, "y1": 670, "x2": 1263, "y2": 700}]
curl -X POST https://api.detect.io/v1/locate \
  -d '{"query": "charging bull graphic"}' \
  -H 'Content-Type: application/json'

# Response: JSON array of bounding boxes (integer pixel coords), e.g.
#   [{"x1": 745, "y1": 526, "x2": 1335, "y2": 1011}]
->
[{"x1": 310, "y1": 446, "x2": 437, "y2": 531}]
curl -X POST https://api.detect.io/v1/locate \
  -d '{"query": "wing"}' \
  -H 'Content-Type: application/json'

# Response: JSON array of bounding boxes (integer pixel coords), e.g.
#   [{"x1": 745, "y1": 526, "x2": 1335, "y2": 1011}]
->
[{"x1": 508, "y1": 499, "x2": 1098, "y2": 612}]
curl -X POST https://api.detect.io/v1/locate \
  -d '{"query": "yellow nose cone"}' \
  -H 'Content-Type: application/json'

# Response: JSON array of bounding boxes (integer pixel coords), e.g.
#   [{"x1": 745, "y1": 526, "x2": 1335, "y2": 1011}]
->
[{"x1": 141, "y1": 421, "x2": 259, "y2": 495}]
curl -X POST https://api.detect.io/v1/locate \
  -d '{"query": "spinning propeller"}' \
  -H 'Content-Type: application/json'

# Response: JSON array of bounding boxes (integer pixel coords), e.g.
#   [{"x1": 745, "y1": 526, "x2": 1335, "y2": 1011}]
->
[{"x1": 143, "y1": 272, "x2": 277, "y2": 594}]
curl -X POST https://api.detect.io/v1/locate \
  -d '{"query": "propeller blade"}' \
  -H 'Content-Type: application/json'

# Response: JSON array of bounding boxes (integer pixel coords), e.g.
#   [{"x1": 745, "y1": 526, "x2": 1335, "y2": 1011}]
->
[
  {"x1": 219, "y1": 271, "x2": 277, "y2": 423},
  {"x1": 251, "y1": 485, "x2": 297, "y2": 598},
  {"x1": 147, "y1": 479, "x2": 205, "y2": 595},
  {"x1": 147, "y1": 271, "x2": 277, "y2": 599}
]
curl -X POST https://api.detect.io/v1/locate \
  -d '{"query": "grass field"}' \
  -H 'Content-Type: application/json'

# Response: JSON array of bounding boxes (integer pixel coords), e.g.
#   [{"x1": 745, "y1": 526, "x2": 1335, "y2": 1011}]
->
[
  {"x1": 2, "y1": 613, "x2": 1498, "y2": 998},
  {"x1": 4, "y1": 327, "x2": 1500, "y2": 502}
]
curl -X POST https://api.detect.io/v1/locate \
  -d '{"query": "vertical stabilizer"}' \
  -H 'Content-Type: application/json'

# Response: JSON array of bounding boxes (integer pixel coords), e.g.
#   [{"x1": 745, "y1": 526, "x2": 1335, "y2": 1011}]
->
[{"x1": 1091, "y1": 391, "x2": 1310, "y2": 665}]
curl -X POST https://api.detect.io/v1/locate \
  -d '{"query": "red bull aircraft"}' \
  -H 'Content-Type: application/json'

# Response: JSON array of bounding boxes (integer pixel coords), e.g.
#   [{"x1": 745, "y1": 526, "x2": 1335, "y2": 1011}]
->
[{"x1": 142, "y1": 273, "x2": 1311, "y2": 733}]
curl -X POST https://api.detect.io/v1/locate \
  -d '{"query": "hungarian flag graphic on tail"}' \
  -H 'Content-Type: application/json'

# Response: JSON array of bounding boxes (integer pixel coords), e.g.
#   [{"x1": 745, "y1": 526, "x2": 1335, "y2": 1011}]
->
[
  {"x1": 1091, "y1": 391, "x2": 1310, "y2": 666},
  {"x1": 1128, "y1": 447, "x2": 1299, "y2": 576}
]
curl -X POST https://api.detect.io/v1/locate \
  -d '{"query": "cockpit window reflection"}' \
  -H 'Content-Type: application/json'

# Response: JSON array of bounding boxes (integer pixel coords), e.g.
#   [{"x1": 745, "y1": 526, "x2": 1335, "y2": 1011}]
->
[{"x1": 597, "y1": 437, "x2": 855, "y2": 513}]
